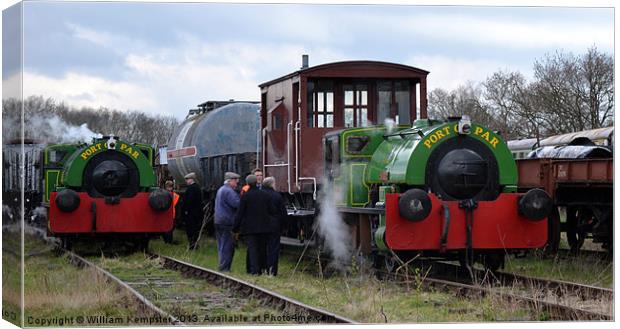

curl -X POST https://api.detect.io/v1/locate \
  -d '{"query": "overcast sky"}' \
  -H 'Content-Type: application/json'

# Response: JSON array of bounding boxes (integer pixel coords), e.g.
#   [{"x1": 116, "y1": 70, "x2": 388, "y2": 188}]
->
[{"x1": 1, "y1": 0, "x2": 615, "y2": 119}]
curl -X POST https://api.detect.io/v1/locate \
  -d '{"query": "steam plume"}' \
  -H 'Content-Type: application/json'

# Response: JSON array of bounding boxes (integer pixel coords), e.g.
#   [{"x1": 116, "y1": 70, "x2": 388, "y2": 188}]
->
[
  {"x1": 315, "y1": 179, "x2": 353, "y2": 270},
  {"x1": 384, "y1": 118, "x2": 397, "y2": 134}
]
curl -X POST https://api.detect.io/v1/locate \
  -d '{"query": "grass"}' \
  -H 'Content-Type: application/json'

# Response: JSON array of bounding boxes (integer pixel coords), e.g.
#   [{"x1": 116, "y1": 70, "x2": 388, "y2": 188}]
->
[
  {"x1": 6, "y1": 227, "x2": 594, "y2": 325},
  {"x1": 7, "y1": 233, "x2": 153, "y2": 327},
  {"x1": 504, "y1": 251, "x2": 613, "y2": 288},
  {"x1": 503, "y1": 231, "x2": 613, "y2": 289},
  {"x1": 2, "y1": 230, "x2": 22, "y2": 327},
  {"x1": 90, "y1": 253, "x2": 300, "y2": 325},
  {"x1": 149, "y1": 230, "x2": 533, "y2": 323}
]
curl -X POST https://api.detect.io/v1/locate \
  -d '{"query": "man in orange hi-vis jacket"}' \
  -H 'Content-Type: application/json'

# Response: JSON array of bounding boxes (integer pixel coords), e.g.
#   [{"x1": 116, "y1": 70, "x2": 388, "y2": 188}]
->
[{"x1": 163, "y1": 180, "x2": 180, "y2": 244}]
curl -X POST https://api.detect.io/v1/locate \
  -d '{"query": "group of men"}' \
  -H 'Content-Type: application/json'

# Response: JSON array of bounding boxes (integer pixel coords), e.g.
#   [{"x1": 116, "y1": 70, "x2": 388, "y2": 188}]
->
[
  {"x1": 215, "y1": 168, "x2": 287, "y2": 275},
  {"x1": 166, "y1": 168, "x2": 286, "y2": 276}
]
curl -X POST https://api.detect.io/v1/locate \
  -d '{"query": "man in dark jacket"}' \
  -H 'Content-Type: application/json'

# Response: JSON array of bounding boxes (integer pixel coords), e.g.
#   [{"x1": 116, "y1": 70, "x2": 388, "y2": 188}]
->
[
  {"x1": 181, "y1": 172, "x2": 203, "y2": 250},
  {"x1": 262, "y1": 177, "x2": 287, "y2": 276},
  {"x1": 233, "y1": 175, "x2": 274, "y2": 275},
  {"x1": 214, "y1": 172, "x2": 240, "y2": 272}
]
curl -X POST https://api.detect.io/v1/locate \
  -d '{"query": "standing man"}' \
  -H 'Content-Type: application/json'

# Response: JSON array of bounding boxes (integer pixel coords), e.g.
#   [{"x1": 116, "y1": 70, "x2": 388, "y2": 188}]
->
[
  {"x1": 214, "y1": 172, "x2": 241, "y2": 272},
  {"x1": 262, "y1": 177, "x2": 287, "y2": 276},
  {"x1": 240, "y1": 168, "x2": 264, "y2": 273},
  {"x1": 241, "y1": 168, "x2": 263, "y2": 194},
  {"x1": 163, "y1": 180, "x2": 180, "y2": 244},
  {"x1": 181, "y1": 172, "x2": 202, "y2": 250},
  {"x1": 234, "y1": 175, "x2": 273, "y2": 275}
]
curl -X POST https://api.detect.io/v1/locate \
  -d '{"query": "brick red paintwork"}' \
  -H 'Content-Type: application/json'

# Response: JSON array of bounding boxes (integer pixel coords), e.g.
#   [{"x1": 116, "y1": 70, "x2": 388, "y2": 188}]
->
[
  {"x1": 385, "y1": 193, "x2": 547, "y2": 250},
  {"x1": 259, "y1": 60, "x2": 430, "y2": 194},
  {"x1": 49, "y1": 192, "x2": 173, "y2": 233}
]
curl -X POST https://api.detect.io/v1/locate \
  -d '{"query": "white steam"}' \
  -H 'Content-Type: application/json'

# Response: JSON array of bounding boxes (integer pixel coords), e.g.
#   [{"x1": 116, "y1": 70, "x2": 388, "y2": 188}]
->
[
  {"x1": 47, "y1": 116, "x2": 102, "y2": 143},
  {"x1": 30, "y1": 206, "x2": 48, "y2": 223},
  {"x1": 315, "y1": 180, "x2": 353, "y2": 270},
  {"x1": 28, "y1": 115, "x2": 102, "y2": 144},
  {"x1": 2, "y1": 205, "x2": 14, "y2": 221},
  {"x1": 384, "y1": 118, "x2": 397, "y2": 134}
]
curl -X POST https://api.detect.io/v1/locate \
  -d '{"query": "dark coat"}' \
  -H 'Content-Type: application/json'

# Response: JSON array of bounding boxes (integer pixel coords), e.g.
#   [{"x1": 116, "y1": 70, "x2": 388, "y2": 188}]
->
[
  {"x1": 181, "y1": 182, "x2": 203, "y2": 224},
  {"x1": 263, "y1": 187, "x2": 287, "y2": 234},
  {"x1": 233, "y1": 186, "x2": 274, "y2": 235}
]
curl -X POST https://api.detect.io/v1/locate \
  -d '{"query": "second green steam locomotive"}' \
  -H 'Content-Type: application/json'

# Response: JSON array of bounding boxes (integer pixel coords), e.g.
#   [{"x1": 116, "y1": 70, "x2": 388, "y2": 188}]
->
[{"x1": 325, "y1": 116, "x2": 553, "y2": 269}]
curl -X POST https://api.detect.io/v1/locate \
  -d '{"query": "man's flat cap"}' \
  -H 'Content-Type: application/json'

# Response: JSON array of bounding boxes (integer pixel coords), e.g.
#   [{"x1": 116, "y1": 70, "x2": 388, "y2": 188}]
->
[{"x1": 225, "y1": 172, "x2": 240, "y2": 180}]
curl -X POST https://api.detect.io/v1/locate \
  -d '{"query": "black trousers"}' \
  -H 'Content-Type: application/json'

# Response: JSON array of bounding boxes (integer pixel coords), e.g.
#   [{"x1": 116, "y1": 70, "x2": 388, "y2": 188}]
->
[
  {"x1": 244, "y1": 234, "x2": 269, "y2": 275},
  {"x1": 266, "y1": 232, "x2": 280, "y2": 275},
  {"x1": 186, "y1": 218, "x2": 201, "y2": 250}
]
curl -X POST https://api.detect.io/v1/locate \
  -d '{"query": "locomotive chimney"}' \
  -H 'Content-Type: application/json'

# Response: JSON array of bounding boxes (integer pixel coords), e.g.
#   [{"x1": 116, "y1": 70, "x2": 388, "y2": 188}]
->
[{"x1": 301, "y1": 54, "x2": 309, "y2": 69}]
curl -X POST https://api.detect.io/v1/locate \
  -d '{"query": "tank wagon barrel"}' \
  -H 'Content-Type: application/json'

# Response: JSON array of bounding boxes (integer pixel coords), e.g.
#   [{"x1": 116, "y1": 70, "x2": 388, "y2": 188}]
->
[{"x1": 166, "y1": 102, "x2": 260, "y2": 192}]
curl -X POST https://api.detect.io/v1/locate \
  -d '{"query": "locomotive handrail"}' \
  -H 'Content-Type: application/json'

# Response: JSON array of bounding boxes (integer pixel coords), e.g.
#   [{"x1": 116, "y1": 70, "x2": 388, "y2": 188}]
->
[
  {"x1": 287, "y1": 121, "x2": 293, "y2": 195},
  {"x1": 383, "y1": 128, "x2": 424, "y2": 139},
  {"x1": 256, "y1": 128, "x2": 261, "y2": 170},
  {"x1": 264, "y1": 163, "x2": 289, "y2": 167},
  {"x1": 263, "y1": 122, "x2": 294, "y2": 195},
  {"x1": 295, "y1": 120, "x2": 301, "y2": 190},
  {"x1": 298, "y1": 177, "x2": 317, "y2": 200}
]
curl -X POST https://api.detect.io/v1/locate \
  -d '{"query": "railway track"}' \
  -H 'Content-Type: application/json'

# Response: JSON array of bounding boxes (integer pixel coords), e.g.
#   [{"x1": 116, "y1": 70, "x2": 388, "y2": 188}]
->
[
  {"x1": 282, "y1": 245, "x2": 612, "y2": 321},
  {"x1": 21, "y1": 227, "x2": 355, "y2": 325},
  {"x1": 413, "y1": 260, "x2": 613, "y2": 300},
  {"x1": 391, "y1": 259, "x2": 613, "y2": 321},
  {"x1": 555, "y1": 248, "x2": 611, "y2": 260},
  {"x1": 152, "y1": 253, "x2": 357, "y2": 324},
  {"x1": 17, "y1": 225, "x2": 612, "y2": 322},
  {"x1": 403, "y1": 274, "x2": 611, "y2": 321},
  {"x1": 15, "y1": 225, "x2": 183, "y2": 325},
  {"x1": 65, "y1": 252, "x2": 183, "y2": 325}
]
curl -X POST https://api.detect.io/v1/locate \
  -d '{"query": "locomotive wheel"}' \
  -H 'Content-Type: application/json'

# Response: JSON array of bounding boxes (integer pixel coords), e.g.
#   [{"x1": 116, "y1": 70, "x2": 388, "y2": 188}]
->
[
  {"x1": 384, "y1": 255, "x2": 399, "y2": 273},
  {"x1": 543, "y1": 207, "x2": 561, "y2": 255},
  {"x1": 61, "y1": 237, "x2": 73, "y2": 250},
  {"x1": 482, "y1": 253, "x2": 504, "y2": 272},
  {"x1": 374, "y1": 252, "x2": 400, "y2": 274},
  {"x1": 601, "y1": 210, "x2": 613, "y2": 253},
  {"x1": 131, "y1": 238, "x2": 149, "y2": 253},
  {"x1": 566, "y1": 207, "x2": 586, "y2": 253},
  {"x1": 139, "y1": 239, "x2": 149, "y2": 252}
]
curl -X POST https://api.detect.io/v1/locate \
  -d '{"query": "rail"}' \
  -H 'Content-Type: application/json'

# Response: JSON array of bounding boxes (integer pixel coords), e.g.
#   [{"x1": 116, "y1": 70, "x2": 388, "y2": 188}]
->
[
  {"x1": 404, "y1": 259, "x2": 613, "y2": 321},
  {"x1": 18, "y1": 226, "x2": 182, "y2": 325},
  {"x1": 66, "y1": 252, "x2": 183, "y2": 325},
  {"x1": 155, "y1": 254, "x2": 357, "y2": 324}
]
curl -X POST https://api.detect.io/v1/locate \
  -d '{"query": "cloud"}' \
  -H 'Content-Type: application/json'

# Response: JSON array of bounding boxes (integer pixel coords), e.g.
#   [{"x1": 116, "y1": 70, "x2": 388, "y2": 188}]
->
[
  {"x1": 406, "y1": 54, "x2": 530, "y2": 90},
  {"x1": 65, "y1": 22, "x2": 153, "y2": 57},
  {"x1": 21, "y1": 24, "x2": 347, "y2": 118},
  {"x1": 21, "y1": 71, "x2": 158, "y2": 113},
  {"x1": 2, "y1": 72, "x2": 22, "y2": 100},
  {"x1": 121, "y1": 39, "x2": 346, "y2": 116},
  {"x1": 20, "y1": 6, "x2": 612, "y2": 119},
  {"x1": 66, "y1": 23, "x2": 115, "y2": 48},
  {"x1": 403, "y1": 13, "x2": 613, "y2": 51}
]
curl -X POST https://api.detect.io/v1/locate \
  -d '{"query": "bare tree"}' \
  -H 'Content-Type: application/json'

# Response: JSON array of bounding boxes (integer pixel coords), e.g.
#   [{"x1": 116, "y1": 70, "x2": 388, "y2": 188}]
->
[
  {"x1": 532, "y1": 46, "x2": 613, "y2": 133},
  {"x1": 581, "y1": 47, "x2": 614, "y2": 127},
  {"x1": 483, "y1": 70, "x2": 545, "y2": 140},
  {"x1": 428, "y1": 82, "x2": 499, "y2": 131},
  {"x1": 2, "y1": 96, "x2": 180, "y2": 146}
]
